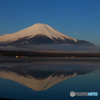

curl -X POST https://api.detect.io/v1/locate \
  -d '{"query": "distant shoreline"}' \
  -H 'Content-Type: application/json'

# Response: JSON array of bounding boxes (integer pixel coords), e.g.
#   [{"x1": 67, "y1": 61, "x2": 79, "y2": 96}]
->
[
  {"x1": 0, "y1": 57, "x2": 100, "y2": 63},
  {"x1": 0, "y1": 50, "x2": 100, "y2": 58}
]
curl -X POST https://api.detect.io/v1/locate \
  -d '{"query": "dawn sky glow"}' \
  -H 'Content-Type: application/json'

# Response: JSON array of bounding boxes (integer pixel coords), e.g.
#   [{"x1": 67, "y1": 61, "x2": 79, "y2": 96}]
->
[{"x1": 0, "y1": 0, "x2": 100, "y2": 45}]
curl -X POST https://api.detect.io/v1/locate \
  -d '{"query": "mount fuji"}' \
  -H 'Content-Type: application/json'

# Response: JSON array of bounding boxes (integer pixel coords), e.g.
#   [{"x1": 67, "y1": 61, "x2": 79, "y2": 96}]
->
[{"x1": 0, "y1": 23, "x2": 93, "y2": 46}]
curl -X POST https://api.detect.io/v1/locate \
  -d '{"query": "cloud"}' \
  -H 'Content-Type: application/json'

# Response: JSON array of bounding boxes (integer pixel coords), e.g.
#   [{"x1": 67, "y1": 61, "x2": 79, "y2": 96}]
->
[
  {"x1": 0, "y1": 44, "x2": 100, "y2": 53},
  {"x1": 22, "y1": 44, "x2": 100, "y2": 53}
]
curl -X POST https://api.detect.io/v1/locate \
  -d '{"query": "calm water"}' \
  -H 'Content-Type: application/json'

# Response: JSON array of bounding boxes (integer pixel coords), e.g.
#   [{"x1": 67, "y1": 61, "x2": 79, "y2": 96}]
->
[{"x1": 0, "y1": 58, "x2": 100, "y2": 100}]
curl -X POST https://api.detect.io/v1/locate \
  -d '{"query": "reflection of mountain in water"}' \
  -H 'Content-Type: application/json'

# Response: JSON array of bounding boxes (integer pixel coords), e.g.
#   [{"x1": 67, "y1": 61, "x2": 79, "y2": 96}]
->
[{"x1": 0, "y1": 66, "x2": 93, "y2": 91}]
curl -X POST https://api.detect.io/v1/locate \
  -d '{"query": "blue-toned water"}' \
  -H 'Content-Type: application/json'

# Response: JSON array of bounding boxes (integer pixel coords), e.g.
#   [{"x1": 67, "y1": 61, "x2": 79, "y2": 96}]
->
[{"x1": 0, "y1": 58, "x2": 100, "y2": 100}]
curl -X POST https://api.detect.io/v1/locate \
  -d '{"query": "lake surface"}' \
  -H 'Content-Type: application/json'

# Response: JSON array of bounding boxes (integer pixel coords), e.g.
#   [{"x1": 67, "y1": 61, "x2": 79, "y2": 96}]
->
[{"x1": 0, "y1": 58, "x2": 100, "y2": 100}]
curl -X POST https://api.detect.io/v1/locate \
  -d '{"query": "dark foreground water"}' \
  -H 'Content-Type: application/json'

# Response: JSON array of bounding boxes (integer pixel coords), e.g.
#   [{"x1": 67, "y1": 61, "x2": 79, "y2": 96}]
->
[{"x1": 0, "y1": 58, "x2": 100, "y2": 100}]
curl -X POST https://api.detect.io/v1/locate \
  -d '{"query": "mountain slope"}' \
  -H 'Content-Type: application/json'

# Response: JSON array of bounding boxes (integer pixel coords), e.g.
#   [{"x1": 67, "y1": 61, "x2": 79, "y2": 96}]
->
[{"x1": 0, "y1": 23, "x2": 94, "y2": 46}]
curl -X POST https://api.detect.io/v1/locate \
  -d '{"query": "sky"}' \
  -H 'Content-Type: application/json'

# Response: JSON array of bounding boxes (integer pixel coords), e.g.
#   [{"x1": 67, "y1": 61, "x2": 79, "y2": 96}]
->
[{"x1": 0, "y1": 0, "x2": 100, "y2": 46}]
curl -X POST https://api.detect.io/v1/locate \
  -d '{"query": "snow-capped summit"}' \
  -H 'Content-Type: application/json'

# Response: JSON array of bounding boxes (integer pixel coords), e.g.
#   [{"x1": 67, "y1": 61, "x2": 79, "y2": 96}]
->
[{"x1": 0, "y1": 23, "x2": 93, "y2": 46}]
